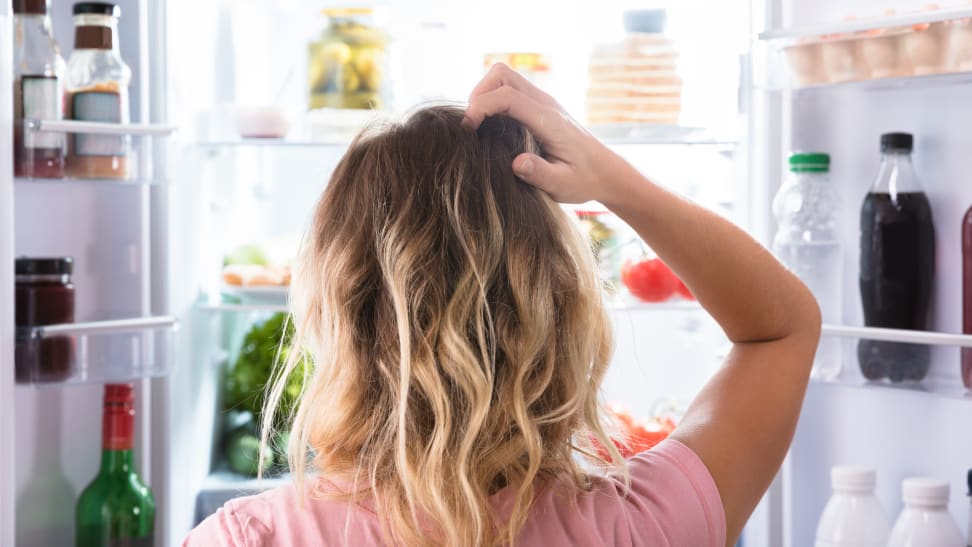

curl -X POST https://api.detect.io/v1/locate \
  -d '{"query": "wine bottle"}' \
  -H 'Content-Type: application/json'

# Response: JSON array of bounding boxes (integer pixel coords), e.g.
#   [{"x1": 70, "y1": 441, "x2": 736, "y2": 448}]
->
[{"x1": 76, "y1": 383, "x2": 155, "y2": 547}]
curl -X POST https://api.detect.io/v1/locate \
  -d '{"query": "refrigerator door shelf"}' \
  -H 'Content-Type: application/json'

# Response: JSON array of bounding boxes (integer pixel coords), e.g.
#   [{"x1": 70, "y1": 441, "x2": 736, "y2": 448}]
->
[
  {"x1": 14, "y1": 176, "x2": 167, "y2": 186},
  {"x1": 15, "y1": 315, "x2": 177, "y2": 386}
]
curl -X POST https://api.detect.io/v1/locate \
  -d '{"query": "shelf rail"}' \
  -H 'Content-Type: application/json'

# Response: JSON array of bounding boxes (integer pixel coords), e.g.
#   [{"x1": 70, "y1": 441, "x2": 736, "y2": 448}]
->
[
  {"x1": 821, "y1": 324, "x2": 972, "y2": 348},
  {"x1": 759, "y1": 7, "x2": 972, "y2": 40},
  {"x1": 27, "y1": 119, "x2": 177, "y2": 136},
  {"x1": 31, "y1": 316, "x2": 178, "y2": 338}
]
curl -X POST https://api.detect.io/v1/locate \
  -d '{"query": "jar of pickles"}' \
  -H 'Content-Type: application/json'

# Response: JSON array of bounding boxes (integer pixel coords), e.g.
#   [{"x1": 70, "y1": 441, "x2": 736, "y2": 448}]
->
[{"x1": 308, "y1": 8, "x2": 390, "y2": 110}]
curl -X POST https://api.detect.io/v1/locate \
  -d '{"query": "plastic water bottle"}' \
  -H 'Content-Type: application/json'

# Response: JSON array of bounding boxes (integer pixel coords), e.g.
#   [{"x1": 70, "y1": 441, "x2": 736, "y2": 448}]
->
[
  {"x1": 772, "y1": 153, "x2": 842, "y2": 379},
  {"x1": 888, "y1": 477, "x2": 964, "y2": 547},
  {"x1": 814, "y1": 466, "x2": 891, "y2": 547}
]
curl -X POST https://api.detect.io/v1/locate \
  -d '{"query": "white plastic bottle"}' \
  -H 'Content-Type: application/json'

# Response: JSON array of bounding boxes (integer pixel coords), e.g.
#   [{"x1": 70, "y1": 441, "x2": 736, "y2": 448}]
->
[
  {"x1": 772, "y1": 152, "x2": 842, "y2": 380},
  {"x1": 814, "y1": 466, "x2": 891, "y2": 547},
  {"x1": 888, "y1": 477, "x2": 964, "y2": 547}
]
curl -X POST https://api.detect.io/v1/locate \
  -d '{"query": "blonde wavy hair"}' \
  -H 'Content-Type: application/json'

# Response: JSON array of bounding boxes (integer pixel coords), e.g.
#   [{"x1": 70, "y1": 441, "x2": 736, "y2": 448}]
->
[{"x1": 261, "y1": 105, "x2": 624, "y2": 546}]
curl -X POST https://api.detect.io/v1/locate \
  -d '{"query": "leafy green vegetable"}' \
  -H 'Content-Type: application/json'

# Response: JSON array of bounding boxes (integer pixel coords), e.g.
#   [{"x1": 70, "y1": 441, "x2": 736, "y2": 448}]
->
[{"x1": 225, "y1": 429, "x2": 273, "y2": 476}]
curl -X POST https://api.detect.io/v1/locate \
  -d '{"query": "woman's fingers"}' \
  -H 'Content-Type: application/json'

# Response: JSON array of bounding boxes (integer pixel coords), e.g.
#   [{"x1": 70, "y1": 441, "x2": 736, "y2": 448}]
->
[
  {"x1": 468, "y1": 63, "x2": 558, "y2": 107},
  {"x1": 513, "y1": 152, "x2": 577, "y2": 201},
  {"x1": 462, "y1": 86, "x2": 563, "y2": 144}
]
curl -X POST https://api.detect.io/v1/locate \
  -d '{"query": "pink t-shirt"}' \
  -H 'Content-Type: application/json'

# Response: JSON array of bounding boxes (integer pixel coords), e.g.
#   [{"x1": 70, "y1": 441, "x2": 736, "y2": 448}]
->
[{"x1": 184, "y1": 439, "x2": 725, "y2": 546}]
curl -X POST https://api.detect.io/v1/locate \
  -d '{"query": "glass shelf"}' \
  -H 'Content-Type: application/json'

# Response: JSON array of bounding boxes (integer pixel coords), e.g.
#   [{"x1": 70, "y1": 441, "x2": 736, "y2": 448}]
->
[
  {"x1": 198, "y1": 302, "x2": 289, "y2": 314},
  {"x1": 192, "y1": 139, "x2": 349, "y2": 150},
  {"x1": 814, "y1": 324, "x2": 972, "y2": 399},
  {"x1": 15, "y1": 316, "x2": 178, "y2": 386},
  {"x1": 588, "y1": 124, "x2": 738, "y2": 147},
  {"x1": 609, "y1": 300, "x2": 702, "y2": 312},
  {"x1": 759, "y1": 7, "x2": 972, "y2": 40}
]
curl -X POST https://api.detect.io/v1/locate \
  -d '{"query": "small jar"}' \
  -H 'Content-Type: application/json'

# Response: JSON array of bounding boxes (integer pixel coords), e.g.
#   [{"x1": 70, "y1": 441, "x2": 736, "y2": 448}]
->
[
  {"x1": 308, "y1": 7, "x2": 390, "y2": 110},
  {"x1": 15, "y1": 257, "x2": 75, "y2": 382},
  {"x1": 65, "y1": 2, "x2": 132, "y2": 180}
]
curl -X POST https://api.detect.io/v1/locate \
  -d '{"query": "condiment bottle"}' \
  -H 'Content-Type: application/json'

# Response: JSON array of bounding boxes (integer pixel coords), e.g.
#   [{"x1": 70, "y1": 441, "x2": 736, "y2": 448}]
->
[
  {"x1": 13, "y1": 0, "x2": 66, "y2": 179},
  {"x1": 966, "y1": 469, "x2": 971, "y2": 547},
  {"x1": 887, "y1": 477, "x2": 964, "y2": 547},
  {"x1": 65, "y1": 2, "x2": 132, "y2": 180},
  {"x1": 14, "y1": 257, "x2": 75, "y2": 382},
  {"x1": 963, "y1": 203, "x2": 972, "y2": 390},
  {"x1": 814, "y1": 466, "x2": 891, "y2": 547}
]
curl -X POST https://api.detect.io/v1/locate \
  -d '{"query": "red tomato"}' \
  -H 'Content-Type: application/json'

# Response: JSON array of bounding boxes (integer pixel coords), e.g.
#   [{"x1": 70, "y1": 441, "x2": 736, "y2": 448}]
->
[
  {"x1": 675, "y1": 278, "x2": 695, "y2": 300},
  {"x1": 621, "y1": 257, "x2": 679, "y2": 302}
]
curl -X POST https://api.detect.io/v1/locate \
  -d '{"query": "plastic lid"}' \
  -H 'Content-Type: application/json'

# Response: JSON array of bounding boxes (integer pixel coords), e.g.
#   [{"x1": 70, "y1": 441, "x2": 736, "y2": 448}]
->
[
  {"x1": 789, "y1": 152, "x2": 830, "y2": 173},
  {"x1": 831, "y1": 466, "x2": 876, "y2": 493},
  {"x1": 13, "y1": 0, "x2": 48, "y2": 15},
  {"x1": 902, "y1": 477, "x2": 949, "y2": 506},
  {"x1": 15, "y1": 257, "x2": 73, "y2": 276},
  {"x1": 73, "y1": 2, "x2": 120, "y2": 17},
  {"x1": 104, "y1": 383, "x2": 134, "y2": 405},
  {"x1": 881, "y1": 132, "x2": 913, "y2": 153},
  {"x1": 623, "y1": 9, "x2": 667, "y2": 34}
]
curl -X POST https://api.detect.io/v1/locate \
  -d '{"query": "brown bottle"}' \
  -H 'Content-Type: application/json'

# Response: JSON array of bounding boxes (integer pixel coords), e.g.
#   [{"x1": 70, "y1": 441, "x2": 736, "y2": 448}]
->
[{"x1": 963, "y1": 205, "x2": 972, "y2": 390}]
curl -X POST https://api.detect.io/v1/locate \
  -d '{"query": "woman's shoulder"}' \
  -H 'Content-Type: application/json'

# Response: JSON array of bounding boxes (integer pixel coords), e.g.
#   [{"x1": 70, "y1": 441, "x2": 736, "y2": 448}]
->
[{"x1": 182, "y1": 485, "x2": 295, "y2": 547}]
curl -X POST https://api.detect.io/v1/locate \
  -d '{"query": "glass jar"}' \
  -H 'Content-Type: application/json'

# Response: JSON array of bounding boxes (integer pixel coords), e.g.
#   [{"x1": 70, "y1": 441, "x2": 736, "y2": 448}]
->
[
  {"x1": 308, "y1": 7, "x2": 390, "y2": 110},
  {"x1": 13, "y1": 0, "x2": 66, "y2": 179},
  {"x1": 14, "y1": 257, "x2": 76, "y2": 382},
  {"x1": 65, "y1": 2, "x2": 132, "y2": 180}
]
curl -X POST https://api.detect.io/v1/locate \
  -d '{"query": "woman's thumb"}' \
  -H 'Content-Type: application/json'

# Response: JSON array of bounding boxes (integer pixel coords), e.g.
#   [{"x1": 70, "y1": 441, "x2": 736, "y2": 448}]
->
[{"x1": 513, "y1": 153, "x2": 556, "y2": 192}]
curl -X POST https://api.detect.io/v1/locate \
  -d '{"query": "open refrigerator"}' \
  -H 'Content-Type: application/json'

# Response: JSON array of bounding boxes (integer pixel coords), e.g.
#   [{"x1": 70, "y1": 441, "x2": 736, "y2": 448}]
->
[{"x1": 2, "y1": 0, "x2": 972, "y2": 546}]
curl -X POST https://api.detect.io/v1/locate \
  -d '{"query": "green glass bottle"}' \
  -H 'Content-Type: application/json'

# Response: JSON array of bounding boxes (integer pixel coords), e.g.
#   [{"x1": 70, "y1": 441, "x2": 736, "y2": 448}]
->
[{"x1": 76, "y1": 383, "x2": 155, "y2": 547}]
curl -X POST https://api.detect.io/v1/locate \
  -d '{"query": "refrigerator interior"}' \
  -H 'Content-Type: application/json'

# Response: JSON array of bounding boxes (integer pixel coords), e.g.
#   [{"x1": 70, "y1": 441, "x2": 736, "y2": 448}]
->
[{"x1": 763, "y1": 0, "x2": 972, "y2": 544}]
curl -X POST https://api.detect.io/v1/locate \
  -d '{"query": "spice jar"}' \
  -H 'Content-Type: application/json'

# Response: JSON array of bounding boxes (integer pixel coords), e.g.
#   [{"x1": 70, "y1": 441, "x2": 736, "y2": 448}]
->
[
  {"x1": 15, "y1": 257, "x2": 76, "y2": 382},
  {"x1": 308, "y1": 7, "x2": 390, "y2": 110},
  {"x1": 65, "y1": 2, "x2": 132, "y2": 180}
]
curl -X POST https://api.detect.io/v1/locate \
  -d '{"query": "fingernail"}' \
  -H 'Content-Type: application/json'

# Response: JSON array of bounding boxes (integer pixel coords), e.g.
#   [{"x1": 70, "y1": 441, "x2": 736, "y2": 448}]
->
[{"x1": 516, "y1": 158, "x2": 534, "y2": 176}]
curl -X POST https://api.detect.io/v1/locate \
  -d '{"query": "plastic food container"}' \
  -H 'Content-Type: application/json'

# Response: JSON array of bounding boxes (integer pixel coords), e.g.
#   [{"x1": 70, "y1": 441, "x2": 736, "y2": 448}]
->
[
  {"x1": 859, "y1": 29, "x2": 910, "y2": 78},
  {"x1": 945, "y1": 18, "x2": 972, "y2": 71},
  {"x1": 233, "y1": 106, "x2": 292, "y2": 139},
  {"x1": 783, "y1": 40, "x2": 828, "y2": 85},
  {"x1": 902, "y1": 22, "x2": 948, "y2": 74},
  {"x1": 820, "y1": 35, "x2": 868, "y2": 82}
]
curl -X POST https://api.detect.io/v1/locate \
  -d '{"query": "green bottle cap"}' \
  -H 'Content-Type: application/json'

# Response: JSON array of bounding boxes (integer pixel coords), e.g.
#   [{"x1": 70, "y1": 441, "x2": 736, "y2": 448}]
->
[{"x1": 789, "y1": 152, "x2": 830, "y2": 173}]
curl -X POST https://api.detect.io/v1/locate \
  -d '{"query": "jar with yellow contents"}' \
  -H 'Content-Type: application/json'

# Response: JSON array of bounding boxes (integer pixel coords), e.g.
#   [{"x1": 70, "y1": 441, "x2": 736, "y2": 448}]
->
[{"x1": 308, "y1": 7, "x2": 389, "y2": 110}]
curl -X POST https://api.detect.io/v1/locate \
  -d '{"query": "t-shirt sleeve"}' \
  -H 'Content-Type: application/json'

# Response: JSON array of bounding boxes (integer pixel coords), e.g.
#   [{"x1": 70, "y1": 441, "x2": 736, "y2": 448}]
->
[
  {"x1": 624, "y1": 438, "x2": 726, "y2": 547},
  {"x1": 181, "y1": 497, "x2": 273, "y2": 547}
]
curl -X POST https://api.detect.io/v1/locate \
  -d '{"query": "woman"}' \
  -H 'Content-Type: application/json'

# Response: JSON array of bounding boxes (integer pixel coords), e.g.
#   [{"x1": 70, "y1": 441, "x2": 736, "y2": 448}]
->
[{"x1": 186, "y1": 65, "x2": 820, "y2": 547}]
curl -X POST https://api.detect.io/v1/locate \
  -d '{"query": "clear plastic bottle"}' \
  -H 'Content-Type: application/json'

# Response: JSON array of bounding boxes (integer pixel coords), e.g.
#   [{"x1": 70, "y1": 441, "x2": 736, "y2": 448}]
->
[
  {"x1": 888, "y1": 477, "x2": 964, "y2": 547},
  {"x1": 814, "y1": 466, "x2": 891, "y2": 547},
  {"x1": 13, "y1": 0, "x2": 66, "y2": 178},
  {"x1": 772, "y1": 153, "x2": 842, "y2": 380},
  {"x1": 858, "y1": 133, "x2": 936, "y2": 383},
  {"x1": 64, "y1": 2, "x2": 132, "y2": 180}
]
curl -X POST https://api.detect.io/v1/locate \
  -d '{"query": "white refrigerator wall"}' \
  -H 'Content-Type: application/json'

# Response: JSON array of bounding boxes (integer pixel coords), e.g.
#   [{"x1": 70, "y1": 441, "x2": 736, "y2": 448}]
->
[{"x1": 775, "y1": 0, "x2": 972, "y2": 544}]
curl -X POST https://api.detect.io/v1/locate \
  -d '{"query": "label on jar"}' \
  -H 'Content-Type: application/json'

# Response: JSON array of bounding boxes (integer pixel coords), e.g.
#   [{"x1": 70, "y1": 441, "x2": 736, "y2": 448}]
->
[
  {"x1": 20, "y1": 76, "x2": 63, "y2": 149},
  {"x1": 71, "y1": 91, "x2": 125, "y2": 156}
]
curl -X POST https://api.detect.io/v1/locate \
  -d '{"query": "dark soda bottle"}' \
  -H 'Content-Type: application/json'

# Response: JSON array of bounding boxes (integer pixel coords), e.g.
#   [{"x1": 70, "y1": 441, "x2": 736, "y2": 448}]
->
[
  {"x1": 858, "y1": 133, "x2": 936, "y2": 383},
  {"x1": 962, "y1": 205, "x2": 972, "y2": 390}
]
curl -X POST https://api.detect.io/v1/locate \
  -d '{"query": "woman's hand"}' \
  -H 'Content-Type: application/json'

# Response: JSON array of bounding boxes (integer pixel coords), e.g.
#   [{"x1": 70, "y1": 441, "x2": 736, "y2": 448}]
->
[{"x1": 463, "y1": 63, "x2": 622, "y2": 204}]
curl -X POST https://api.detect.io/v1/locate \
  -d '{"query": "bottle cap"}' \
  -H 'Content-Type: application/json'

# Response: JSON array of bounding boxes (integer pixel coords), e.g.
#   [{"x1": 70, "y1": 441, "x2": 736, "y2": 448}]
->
[
  {"x1": 73, "y1": 2, "x2": 120, "y2": 17},
  {"x1": 902, "y1": 477, "x2": 949, "y2": 506},
  {"x1": 13, "y1": 0, "x2": 48, "y2": 15},
  {"x1": 789, "y1": 152, "x2": 830, "y2": 173},
  {"x1": 881, "y1": 132, "x2": 913, "y2": 153},
  {"x1": 831, "y1": 466, "x2": 876, "y2": 493},
  {"x1": 15, "y1": 257, "x2": 73, "y2": 276},
  {"x1": 623, "y1": 9, "x2": 667, "y2": 34},
  {"x1": 104, "y1": 383, "x2": 134, "y2": 405}
]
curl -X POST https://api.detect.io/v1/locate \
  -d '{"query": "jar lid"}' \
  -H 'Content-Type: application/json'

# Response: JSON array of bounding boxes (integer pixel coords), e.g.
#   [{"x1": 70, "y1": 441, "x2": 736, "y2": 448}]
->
[
  {"x1": 881, "y1": 132, "x2": 913, "y2": 153},
  {"x1": 13, "y1": 0, "x2": 48, "y2": 15},
  {"x1": 323, "y1": 7, "x2": 374, "y2": 17},
  {"x1": 830, "y1": 466, "x2": 876, "y2": 493},
  {"x1": 15, "y1": 257, "x2": 73, "y2": 276},
  {"x1": 73, "y1": 2, "x2": 120, "y2": 17},
  {"x1": 789, "y1": 152, "x2": 830, "y2": 173},
  {"x1": 623, "y1": 9, "x2": 667, "y2": 34},
  {"x1": 902, "y1": 477, "x2": 949, "y2": 506}
]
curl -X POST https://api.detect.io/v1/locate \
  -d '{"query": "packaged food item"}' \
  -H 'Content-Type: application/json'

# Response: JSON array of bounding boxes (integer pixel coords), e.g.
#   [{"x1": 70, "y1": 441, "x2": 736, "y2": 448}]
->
[
  {"x1": 820, "y1": 34, "x2": 867, "y2": 82},
  {"x1": 783, "y1": 40, "x2": 828, "y2": 86},
  {"x1": 859, "y1": 28, "x2": 911, "y2": 79},
  {"x1": 65, "y1": 2, "x2": 132, "y2": 180},
  {"x1": 12, "y1": 0, "x2": 65, "y2": 179},
  {"x1": 772, "y1": 153, "x2": 841, "y2": 380},
  {"x1": 483, "y1": 52, "x2": 551, "y2": 89},
  {"x1": 859, "y1": 133, "x2": 935, "y2": 383},
  {"x1": 308, "y1": 7, "x2": 390, "y2": 110},
  {"x1": 962, "y1": 203, "x2": 972, "y2": 390},
  {"x1": 903, "y1": 22, "x2": 948, "y2": 75},
  {"x1": 14, "y1": 257, "x2": 75, "y2": 382},
  {"x1": 586, "y1": 9, "x2": 682, "y2": 125},
  {"x1": 946, "y1": 18, "x2": 972, "y2": 72},
  {"x1": 887, "y1": 478, "x2": 963, "y2": 547},
  {"x1": 574, "y1": 209, "x2": 624, "y2": 288},
  {"x1": 814, "y1": 466, "x2": 891, "y2": 547},
  {"x1": 221, "y1": 264, "x2": 291, "y2": 287}
]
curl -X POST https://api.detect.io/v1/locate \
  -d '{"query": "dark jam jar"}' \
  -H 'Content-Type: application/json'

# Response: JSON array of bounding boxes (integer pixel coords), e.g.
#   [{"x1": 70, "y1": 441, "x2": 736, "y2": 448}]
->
[{"x1": 15, "y1": 257, "x2": 75, "y2": 382}]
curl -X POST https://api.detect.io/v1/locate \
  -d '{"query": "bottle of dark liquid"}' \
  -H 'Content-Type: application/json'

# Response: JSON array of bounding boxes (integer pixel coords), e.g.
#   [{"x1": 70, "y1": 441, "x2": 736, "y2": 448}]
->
[
  {"x1": 76, "y1": 384, "x2": 155, "y2": 546},
  {"x1": 858, "y1": 132, "x2": 936, "y2": 383},
  {"x1": 13, "y1": 0, "x2": 66, "y2": 178},
  {"x1": 963, "y1": 206, "x2": 972, "y2": 390}
]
